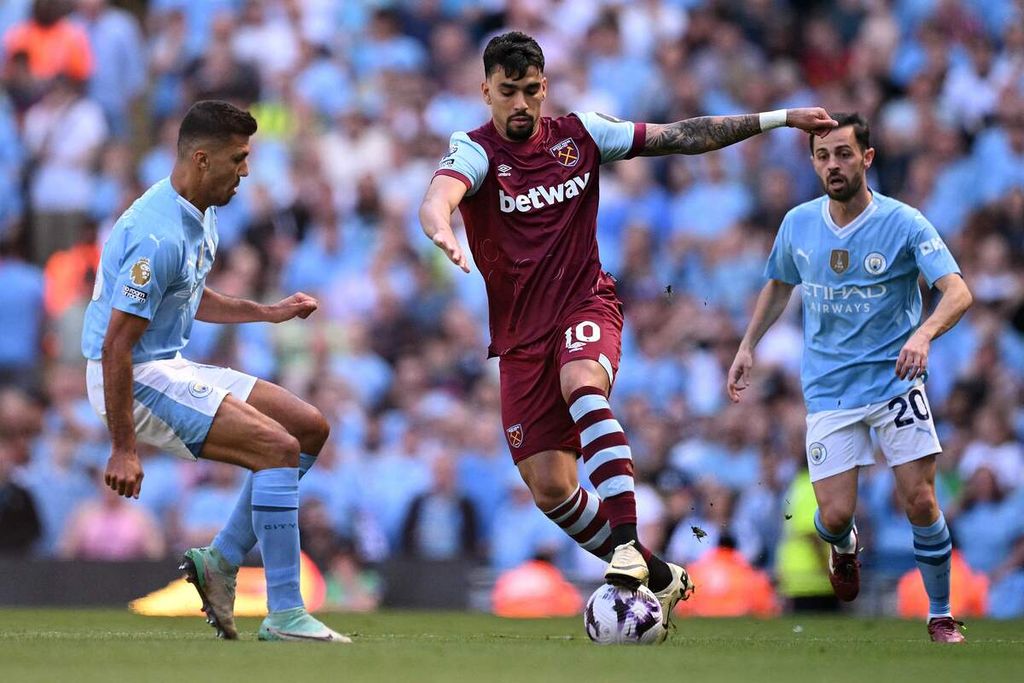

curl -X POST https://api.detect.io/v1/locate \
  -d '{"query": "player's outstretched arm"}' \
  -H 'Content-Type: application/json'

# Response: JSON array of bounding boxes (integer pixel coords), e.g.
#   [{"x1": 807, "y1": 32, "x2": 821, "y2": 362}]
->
[
  {"x1": 895, "y1": 273, "x2": 973, "y2": 380},
  {"x1": 196, "y1": 287, "x2": 318, "y2": 324},
  {"x1": 640, "y1": 108, "x2": 837, "y2": 156},
  {"x1": 101, "y1": 310, "x2": 149, "y2": 498},
  {"x1": 419, "y1": 174, "x2": 470, "y2": 273},
  {"x1": 727, "y1": 279, "x2": 796, "y2": 402}
]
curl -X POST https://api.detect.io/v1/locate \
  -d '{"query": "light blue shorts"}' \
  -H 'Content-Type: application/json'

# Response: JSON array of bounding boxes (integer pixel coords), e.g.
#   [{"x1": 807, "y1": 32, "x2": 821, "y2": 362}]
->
[{"x1": 87, "y1": 356, "x2": 257, "y2": 460}]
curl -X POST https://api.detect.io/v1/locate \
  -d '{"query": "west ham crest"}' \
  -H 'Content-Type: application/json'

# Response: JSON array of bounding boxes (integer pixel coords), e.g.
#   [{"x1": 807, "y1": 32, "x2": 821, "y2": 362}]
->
[
  {"x1": 830, "y1": 249, "x2": 850, "y2": 274},
  {"x1": 506, "y1": 423, "x2": 524, "y2": 448},
  {"x1": 549, "y1": 138, "x2": 580, "y2": 167}
]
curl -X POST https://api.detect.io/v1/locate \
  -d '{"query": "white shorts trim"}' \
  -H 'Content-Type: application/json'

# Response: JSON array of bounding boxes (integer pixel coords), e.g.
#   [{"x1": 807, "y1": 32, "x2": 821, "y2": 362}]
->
[
  {"x1": 87, "y1": 357, "x2": 257, "y2": 461},
  {"x1": 805, "y1": 385, "x2": 941, "y2": 482}
]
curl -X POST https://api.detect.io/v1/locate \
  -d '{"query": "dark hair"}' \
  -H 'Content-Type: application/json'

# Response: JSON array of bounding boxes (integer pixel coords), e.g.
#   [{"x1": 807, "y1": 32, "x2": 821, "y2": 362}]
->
[
  {"x1": 482, "y1": 31, "x2": 544, "y2": 79},
  {"x1": 809, "y1": 112, "x2": 870, "y2": 153},
  {"x1": 177, "y1": 100, "x2": 257, "y2": 158},
  {"x1": 32, "y1": 0, "x2": 67, "y2": 27}
]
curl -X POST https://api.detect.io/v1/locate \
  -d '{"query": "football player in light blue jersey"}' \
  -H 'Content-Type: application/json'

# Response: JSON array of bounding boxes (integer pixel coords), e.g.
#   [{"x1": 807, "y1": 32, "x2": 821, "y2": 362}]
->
[
  {"x1": 727, "y1": 113, "x2": 973, "y2": 643},
  {"x1": 81, "y1": 101, "x2": 348, "y2": 644}
]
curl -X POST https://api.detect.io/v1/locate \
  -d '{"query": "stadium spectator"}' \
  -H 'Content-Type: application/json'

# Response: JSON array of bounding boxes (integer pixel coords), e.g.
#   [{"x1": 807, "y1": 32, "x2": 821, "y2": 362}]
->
[
  {"x1": 2, "y1": 0, "x2": 92, "y2": 110},
  {"x1": 19, "y1": 425, "x2": 95, "y2": 556},
  {"x1": 489, "y1": 470, "x2": 571, "y2": 572},
  {"x1": 59, "y1": 484, "x2": 164, "y2": 561},
  {"x1": 0, "y1": 237, "x2": 45, "y2": 390},
  {"x1": 177, "y1": 462, "x2": 244, "y2": 550},
  {"x1": 958, "y1": 406, "x2": 1024, "y2": 491},
  {"x1": 948, "y1": 466, "x2": 1024, "y2": 575},
  {"x1": 400, "y1": 453, "x2": 480, "y2": 561},
  {"x1": 0, "y1": 439, "x2": 41, "y2": 554},
  {"x1": 72, "y1": 0, "x2": 146, "y2": 139},
  {"x1": 21, "y1": 75, "x2": 106, "y2": 264}
]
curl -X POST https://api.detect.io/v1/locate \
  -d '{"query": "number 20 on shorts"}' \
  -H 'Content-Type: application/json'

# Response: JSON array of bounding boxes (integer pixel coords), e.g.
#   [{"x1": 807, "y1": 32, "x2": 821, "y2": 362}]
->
[{"x1": 889, "y1": 388, "x2": 930, "y2": 428}]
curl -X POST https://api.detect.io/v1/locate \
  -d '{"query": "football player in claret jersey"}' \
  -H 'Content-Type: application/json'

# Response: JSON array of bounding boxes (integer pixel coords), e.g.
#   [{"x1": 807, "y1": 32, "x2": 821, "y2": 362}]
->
[
  {"x1": 81, "y1": 101, "x2": 348, "y2": 643},
  {"x1": 419, "y1": 30, "x2": 837, "y2": 633},
  {"x1": 727, "y1": 113, "x2": 973, "y2": 642}
]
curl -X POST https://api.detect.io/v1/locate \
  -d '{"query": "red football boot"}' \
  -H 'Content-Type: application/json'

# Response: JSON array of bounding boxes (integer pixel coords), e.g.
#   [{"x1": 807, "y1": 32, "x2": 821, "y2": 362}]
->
[
  {"x1": 827, "y1": 527, "x2": 860, "y2": 602},
  {"x1": 928, "y1": 617, "x2": 966, "y2": 644}
]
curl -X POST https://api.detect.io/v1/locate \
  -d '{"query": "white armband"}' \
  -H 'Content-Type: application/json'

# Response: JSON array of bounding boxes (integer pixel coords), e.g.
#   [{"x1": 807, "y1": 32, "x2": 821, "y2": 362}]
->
[{"x1": 759, "y1": 109, "x2": 787, "y2": 131}]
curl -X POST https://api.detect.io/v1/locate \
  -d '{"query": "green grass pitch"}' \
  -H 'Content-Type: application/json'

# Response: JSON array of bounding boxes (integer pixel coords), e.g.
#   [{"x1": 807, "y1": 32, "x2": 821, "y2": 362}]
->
[{"x1": 1, "y1": 609, "x2": 1022, "y2": 683}]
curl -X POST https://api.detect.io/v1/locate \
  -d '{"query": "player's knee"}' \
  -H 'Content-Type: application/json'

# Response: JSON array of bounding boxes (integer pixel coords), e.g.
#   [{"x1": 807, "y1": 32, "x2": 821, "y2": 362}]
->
[
  {"x1": 559, "y1": 360, "x2": 608, "y2": 402},
  {"x1": 254, "y1": 428, "x2": 300, "y2": 470},
  {"x1": 818, "y1": 506, "x2": 854, "y2": 533},
  {"x1": 528, "y1": 478, "x2": 576, "y2": 511},
  {"x1": 903, "y1": 483, "x2": 938, "y2": 521},
  {"x1": 302, "y1": 406, "x2": 330, "y2": 452}
]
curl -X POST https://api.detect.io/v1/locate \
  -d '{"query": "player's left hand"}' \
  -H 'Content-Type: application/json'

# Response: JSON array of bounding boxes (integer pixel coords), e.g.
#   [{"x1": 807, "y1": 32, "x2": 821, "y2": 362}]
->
[
  {"x1": 726, "y1": 346, "x2": 754, "y2": 403},
  {"x1": 267, "y1": 292, "x2": 318, "y2": 323},
  {"x1": 896, "y1": 332, "x2": 930, "y2": 381},
  {"x1": 786, "y1": 108, "x2": 839, "y2": 137}
]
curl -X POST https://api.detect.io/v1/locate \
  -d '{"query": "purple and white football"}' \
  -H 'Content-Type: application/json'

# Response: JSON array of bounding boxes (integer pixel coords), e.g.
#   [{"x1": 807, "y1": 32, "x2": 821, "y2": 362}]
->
[{"x1": 584, "y1": 583, "x2": 666, "y2": 645}]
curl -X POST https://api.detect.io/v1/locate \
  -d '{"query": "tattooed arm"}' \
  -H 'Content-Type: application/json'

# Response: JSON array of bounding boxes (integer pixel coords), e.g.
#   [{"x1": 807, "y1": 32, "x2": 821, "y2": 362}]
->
[{"x1": 640, "y1": 107, "x2": 837, "y2": 156}]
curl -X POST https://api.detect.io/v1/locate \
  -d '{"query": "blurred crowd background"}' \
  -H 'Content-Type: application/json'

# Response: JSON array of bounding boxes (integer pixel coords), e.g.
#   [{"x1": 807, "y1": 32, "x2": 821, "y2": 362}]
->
[{"x1": 1, "y1": 0, "x2": 1023, "y2": 617}]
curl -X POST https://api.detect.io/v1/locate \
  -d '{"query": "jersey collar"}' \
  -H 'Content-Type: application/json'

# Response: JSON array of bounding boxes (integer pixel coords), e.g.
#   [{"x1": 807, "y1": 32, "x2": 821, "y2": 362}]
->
[
  {"x1": 820, "y1": 193, "x2": 878, "y2": 239},
  {"x1": 168, "y1": 177, "x2": 204, "y2": 224}
]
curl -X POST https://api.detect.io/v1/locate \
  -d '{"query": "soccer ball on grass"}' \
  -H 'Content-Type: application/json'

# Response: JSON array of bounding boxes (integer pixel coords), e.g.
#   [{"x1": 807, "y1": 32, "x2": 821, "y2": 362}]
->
[{"x1": 583, "y1": 583, "x2": 666, "y2": 645}]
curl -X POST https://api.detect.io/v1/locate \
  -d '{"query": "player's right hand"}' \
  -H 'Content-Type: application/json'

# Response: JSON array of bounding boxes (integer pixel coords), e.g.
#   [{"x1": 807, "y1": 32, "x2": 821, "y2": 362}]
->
[
  {"x1": 726, "y1": 347, "x2": 753, "y2": 403},
  {"x1": 786, "y1": 108, "x2": 838, "y2": 136},
  {"x1": 105, "y1": 448, "x2": 144, "y2": 499},
  {"x1": 433, "y1": 231, "x2": 470, "y2": 273}
]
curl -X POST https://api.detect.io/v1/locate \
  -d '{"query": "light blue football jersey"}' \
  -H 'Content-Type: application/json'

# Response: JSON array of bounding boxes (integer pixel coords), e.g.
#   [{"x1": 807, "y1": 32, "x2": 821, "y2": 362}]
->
[
  {"x1": 765, "y1": 191, "x2": 960, "y2": 412},
  {"x1": 82, "y1": 178, "x2": 218, "y2": 364}
]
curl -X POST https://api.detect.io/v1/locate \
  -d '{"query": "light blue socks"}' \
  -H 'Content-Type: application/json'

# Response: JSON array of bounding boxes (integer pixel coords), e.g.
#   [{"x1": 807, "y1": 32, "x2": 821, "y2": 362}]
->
[
  {"x1": 251, "y1": 466, "x2": 302, "y2": 612},
  {"x1": 911, "y1": 512, "x2": 953, "y2": 619},
  {"x1": 814, "y1": 508, "x2": 856, "y2": 553},
  {"x1": 212, "y1": 453, "x2": 317, "y2": 566}
]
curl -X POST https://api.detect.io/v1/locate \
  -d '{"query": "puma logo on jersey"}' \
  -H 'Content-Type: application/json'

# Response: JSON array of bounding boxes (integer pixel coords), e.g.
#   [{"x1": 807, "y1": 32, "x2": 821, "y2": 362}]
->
[{"x1": 498, "y1": 172, "x2": 591, "y2": 213}]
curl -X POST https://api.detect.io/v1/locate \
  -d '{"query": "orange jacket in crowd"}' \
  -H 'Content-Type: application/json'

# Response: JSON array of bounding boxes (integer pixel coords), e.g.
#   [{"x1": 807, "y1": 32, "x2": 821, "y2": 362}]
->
[
  {"x1": 3, "y1": 18, "x2": 92, "y2": 82},
  {"x1": 44, "y1": 242, "x2": 100, "y2": 317},
  {"x1": 491, "y1": 559, "x2": 583, "y2": 618},
  {"x1": 675, "y1": 546, "x2": 780, "y2": 617},
  {"x1": 897, "y1": 550, "x2": 989, "y2": 618}
]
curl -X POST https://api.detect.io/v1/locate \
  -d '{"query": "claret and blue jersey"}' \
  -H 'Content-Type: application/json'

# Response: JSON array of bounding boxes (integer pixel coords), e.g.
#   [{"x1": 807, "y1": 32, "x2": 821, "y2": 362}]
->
[
  {"x1": 766, "y1": 191, "x2": 961, "y2": 412},
  {"x1": 435, "y1": 110, "x2": 644, "y2": 354},
  {"x1": 82, "y1": 178, "x2": 218, "y2": 363}
]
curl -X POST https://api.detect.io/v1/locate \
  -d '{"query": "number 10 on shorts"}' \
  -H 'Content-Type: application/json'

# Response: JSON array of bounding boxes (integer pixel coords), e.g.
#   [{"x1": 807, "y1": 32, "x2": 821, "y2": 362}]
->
[{"x1": 565, "y1": 321, "x2": 601, "y2": 352}]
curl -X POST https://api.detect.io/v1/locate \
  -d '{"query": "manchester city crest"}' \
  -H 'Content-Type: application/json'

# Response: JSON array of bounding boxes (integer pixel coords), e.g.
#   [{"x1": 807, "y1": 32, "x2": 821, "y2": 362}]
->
[
  {"x1": 808, "y1": 442, "x2": 827, "y2": 465},
  {"x1": 864, "y1": 252, "x2": 887, "y2": 275}
]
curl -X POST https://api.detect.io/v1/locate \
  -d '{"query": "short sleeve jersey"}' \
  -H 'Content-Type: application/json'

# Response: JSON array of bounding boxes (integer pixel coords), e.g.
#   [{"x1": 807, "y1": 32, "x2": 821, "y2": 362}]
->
[
  {"x1": 765, "y1": 191, "x2": 961, "y2": 412},
  {"x1": 434, "y1": 112, "x2": 646, "y2": 356},
  {"x1": 81, "y1": 178, "x2": 218, "y2": 363}
]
